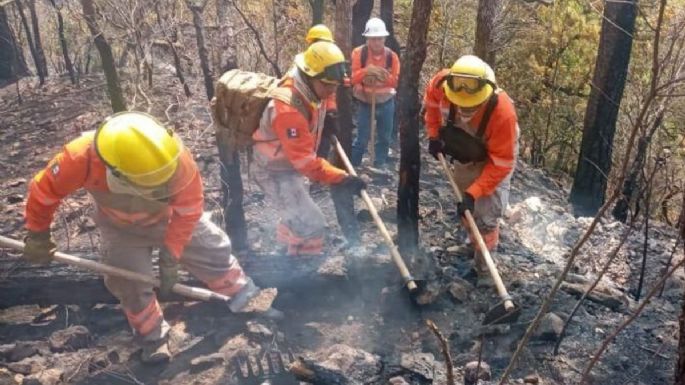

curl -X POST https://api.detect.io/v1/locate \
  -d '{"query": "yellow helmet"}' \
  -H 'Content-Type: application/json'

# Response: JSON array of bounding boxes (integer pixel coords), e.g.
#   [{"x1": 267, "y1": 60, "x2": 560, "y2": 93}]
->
[
  {"x1": 294, "y1": 41, "x2": 349, "y2": 84},
  {"x1": 443, "y1": 55, "x2": 497, "y2": 108},
  {"x1": 305, "y1": 24, "x2": 334, "y2": 45},
  {"x1": 95, "y1": 112, "x2": 181, "y2": 187}
]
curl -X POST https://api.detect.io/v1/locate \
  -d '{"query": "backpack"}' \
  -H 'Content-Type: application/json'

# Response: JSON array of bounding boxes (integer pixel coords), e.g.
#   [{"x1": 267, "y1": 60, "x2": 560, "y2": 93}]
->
[
  {"x1": 360, "y1": 45, "x2": 393, "y2": 69},
  {"x1": 211, "y1": 69, "x2": 310, "y2": 155},
  {"x1": 439, "y1": 93, "x2": 499, "y2": 163}
]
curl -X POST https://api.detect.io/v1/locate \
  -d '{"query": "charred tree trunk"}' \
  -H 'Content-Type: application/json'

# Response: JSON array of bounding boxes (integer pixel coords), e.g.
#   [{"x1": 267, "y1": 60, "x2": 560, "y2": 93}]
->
[
  {"x1": 474, "y1": 0, "x2": 500, "y2": 66},
  {"x1": 309, "y1": 0, "x2": 324, "y2": 25},
  {"x1": 352, "y1": 0, "x2": 373, "y2": 48},
  {"x1": 15, "y1": 0, "x2": 43, "y2": 84},
  {"x1": 674, "y1": 193, "x2": 685, "y2": 384},
  {"x1": 187, "y1": 0, "x2": 214, "y2": 100},
  {"x1": 330, "y1": 0, "x2": 359, "y2": 243},
  {"x1": 397, "y1": 0, "x2": 432, "y2": 252},
  {"x1": 0, "y1": 6, "x2": 28, "y2": 80},
  {"x1": 49, "y1": 0, "x2": 75, "y2": 85},
  {"x1": 217, "y1": 147, "x2": 248, "y2": 255},
  {"x1": 380, "y1": 0, "x2": 400, "y2": 55},
  {"x1": 569, "y1": 1, "x2": 636, "y2": 216},
  {"x1": 27, "y1": 0, "x2": 48, "y2": 78},
  {"x1": 80, "y1": 0, "x2": 127, "y2": 112}
]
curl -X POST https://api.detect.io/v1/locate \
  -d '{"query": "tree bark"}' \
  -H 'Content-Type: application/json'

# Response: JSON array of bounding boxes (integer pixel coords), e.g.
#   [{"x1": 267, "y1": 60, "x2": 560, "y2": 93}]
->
[
  {"x1": 217, "y1": 136, "x2": 248, "y2": 255},
  {"x1": 27, "y1": 0, "x2": 48, "y2": 78},
  {"x1": 352, "y1": 0, "x2": 373, "y2": 48},
  {"x1": 330, "y1": 0, "x2": 359, "y2": 243},
  {"x1": 187, "y1": 0, "x2": 214, "y2": 100},
  {"x1": 49, "y1": 0, "x2": 75, "y2": 85},
  {"x1": 474, "y1": 0, "x2": 500, "y2": 67},
  {"x1": 396, "y1": 0, "x2": 432, "y2": 253},
  {"x1": 310, "y1": 0, "x2": 324, "y2": 25},
  {"x1": 674, "y1": 193, "x2": 685, "y2": 384},
  {"x1": 569, "y1": 1, "x2": 637, "y2": 216},
  {"x1": 380, "y1": 0, "x2": 400, "y2": 54},
  {"x1": 0, "y1": 5, "x2": 28, "y2": 80},
  {"x1": 15, "y1": 0, "x2": 44, "y2": 84},
  {"x1": 80, "y1": 0, "x2": 127, "y2": 112}
]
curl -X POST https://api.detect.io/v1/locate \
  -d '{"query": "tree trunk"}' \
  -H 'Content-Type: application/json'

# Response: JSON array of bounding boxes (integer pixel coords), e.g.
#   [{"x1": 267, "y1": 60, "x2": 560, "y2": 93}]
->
[
  {"x1": 27, "y1": 0, "x2": 48, "y2": 78},
  {"x1": 569, "y1": 1, "x2": 637, "y2": 216},
  {"x1": 674, "y1": 193, "x2": 685, "y2": 384},
  {"x1": 80, "y1": 0, "x2": 127, "y2": 112},
  {"x1": 187, "y1": 1, "x2": 214, "y2": 100},
  {"x1": 352, "y1": 0, "x2": 373, "y2": 48},
  {"x1": 0, "y1": 6, "x2": 28, "y2": 80},
  {"x1": 474, "y1": 0, "x2": 500, "y2": 66},
  {"x1": 15, "y1": 0, "x2": 44, "y2": 84},
  {"x1": 330, "y1": 0, "x2": 359, "y2": 243},
  {"x1": 397, "y1": 0, "x2": 432, "y2": 253},
  {"x1": 379, "y1": 0, "x2": 400, "y2": 54},
  {"x1": 310, "y1": 0, "x2": 324, "y2": 25},
  {"x1": 49, "y1": 0, "x2": 75, "y2": 85}
]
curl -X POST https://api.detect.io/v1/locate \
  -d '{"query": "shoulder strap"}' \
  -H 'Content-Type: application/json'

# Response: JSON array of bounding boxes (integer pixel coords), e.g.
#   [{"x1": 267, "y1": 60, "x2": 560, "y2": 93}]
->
[
  {"x1": 385, "y1": 47, "x2": 392, "y2": 69},
  {"x1": 361, "y1": 45, "x2": 368, "y2": 68},
  {"x1": 476, "y1": 93, "x2": 499, "y2": 138},
  {"x1": 269, "y1": 87, "x2": 312, "y2": 122}
]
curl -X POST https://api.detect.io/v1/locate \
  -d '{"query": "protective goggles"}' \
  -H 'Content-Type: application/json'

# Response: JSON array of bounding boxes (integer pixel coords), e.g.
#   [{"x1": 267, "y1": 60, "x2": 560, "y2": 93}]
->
[
  {"x1": 446, "y1": 73, "x2": 496, "y2": 94},
  {"x1": 317, "y1": 62, "x2": 351, "y2": 85}
]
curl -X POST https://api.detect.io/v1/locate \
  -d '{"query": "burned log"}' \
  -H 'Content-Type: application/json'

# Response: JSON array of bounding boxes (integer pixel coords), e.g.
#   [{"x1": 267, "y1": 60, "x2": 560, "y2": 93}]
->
[{"x1": 289, "y1": 357, "x2": 356, "y2": 385}]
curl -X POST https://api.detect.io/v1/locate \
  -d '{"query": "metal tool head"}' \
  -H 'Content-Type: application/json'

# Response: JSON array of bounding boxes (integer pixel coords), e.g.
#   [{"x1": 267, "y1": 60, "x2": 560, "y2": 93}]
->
[
  {"x1": 482, "y1": 300, "x2": 521, "y2": 326},
  {"x1": 233, "y1": 350, "x2": 298, "y2": 385}
]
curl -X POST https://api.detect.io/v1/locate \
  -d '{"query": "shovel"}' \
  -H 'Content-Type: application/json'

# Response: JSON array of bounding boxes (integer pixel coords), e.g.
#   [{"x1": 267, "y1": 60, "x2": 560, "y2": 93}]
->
[
  {"x1": 333, "y1": 136, "x2": 419, "y2": 293},
  {"x1": 437, "y1": 154, "x2": 520, "y2": 325},
  {"x1": 0, "y1": 235, "x2": 230, "y2": 303}
]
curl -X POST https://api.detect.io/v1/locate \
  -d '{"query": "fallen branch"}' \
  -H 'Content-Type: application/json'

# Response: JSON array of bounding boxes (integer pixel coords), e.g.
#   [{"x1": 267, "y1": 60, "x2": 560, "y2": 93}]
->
[
  {"x1": 289, "y1": 356, "x2": 354, "y2": 385},
  {"x1": 425, "y1": 319, "x2": 455, "y2": 385}
]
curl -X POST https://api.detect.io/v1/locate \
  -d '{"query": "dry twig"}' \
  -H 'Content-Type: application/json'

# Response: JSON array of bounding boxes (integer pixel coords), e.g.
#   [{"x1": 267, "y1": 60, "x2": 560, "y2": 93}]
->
[{"x1": 425, "y1": 319, "x2": 455, "y2": 385}]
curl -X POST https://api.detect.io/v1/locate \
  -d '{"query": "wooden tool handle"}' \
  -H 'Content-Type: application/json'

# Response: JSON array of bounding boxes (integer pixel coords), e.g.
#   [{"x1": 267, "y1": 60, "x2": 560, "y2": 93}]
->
[
  {"x1": 437, "y1": 154, "x2": 514, "y2": 310},
  {"x1": 334, "y1": 138, "x2": 417, "y2": 291},
  {"x1": 0, "y1": 235, "x2": 230, "y2": 302}
]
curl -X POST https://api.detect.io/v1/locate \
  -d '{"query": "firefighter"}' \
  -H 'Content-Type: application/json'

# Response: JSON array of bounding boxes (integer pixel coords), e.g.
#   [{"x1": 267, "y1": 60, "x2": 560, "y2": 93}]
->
[
  {"x1": 423, "y1": 55, "x2": 519, "y2": 285},
  {"x1": 23, "y1": 112, "x2": 281, "y2": 364},
  {"x1": 252, "y1": 41, "x2": 367, "y2": 256},
  {"x1": 350, "y1": 17, "x2": 400, "y2": 168}
]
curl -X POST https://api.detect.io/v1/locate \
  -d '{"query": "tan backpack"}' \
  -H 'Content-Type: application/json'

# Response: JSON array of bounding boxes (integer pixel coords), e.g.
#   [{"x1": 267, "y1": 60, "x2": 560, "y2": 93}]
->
[{"x1": 211, "y1": 69, "x2": 310, "y2": 156}]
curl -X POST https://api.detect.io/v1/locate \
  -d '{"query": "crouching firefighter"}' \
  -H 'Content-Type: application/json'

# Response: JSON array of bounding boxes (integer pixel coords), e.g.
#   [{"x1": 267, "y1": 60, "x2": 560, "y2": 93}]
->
[
  {"x1": 423, "y1": 55, "x2": 519, "y2": 285},
  {"x1": 252, "y1": 41, "x2": 367, "y2": 256},
  {"x1": 23, "y1": 112, "x2": 282, "y2": 364}
]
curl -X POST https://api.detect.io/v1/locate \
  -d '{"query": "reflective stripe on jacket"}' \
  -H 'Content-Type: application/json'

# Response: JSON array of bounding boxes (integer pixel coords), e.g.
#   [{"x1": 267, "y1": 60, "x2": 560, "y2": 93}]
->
[
  {"x1": 423, "y1": 69, "x2": 519, "y2": 199},
  {"x1": 24, "y1": 132, "x2": 203, "y2": 258}
]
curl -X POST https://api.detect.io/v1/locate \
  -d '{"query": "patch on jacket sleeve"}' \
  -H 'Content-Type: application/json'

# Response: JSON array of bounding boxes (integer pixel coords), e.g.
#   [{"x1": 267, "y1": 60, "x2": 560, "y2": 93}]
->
[
  {"x1": 286, "y1": 128, "x2": 299, "y2": 139},
  {"x1": 50, "y1": 162, "x2": 60, "y2": 176}
]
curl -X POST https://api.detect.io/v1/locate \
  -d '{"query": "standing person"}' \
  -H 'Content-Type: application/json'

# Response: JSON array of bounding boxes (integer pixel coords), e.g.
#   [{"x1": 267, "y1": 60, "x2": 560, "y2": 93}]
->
[
  {"x1": 423, "y1": 55, "x2": 519, "y2": 285},
  {"x1": 23, "y1": 112, "x2": 281, "y2": 364},
  {"x1": 252, "y1": 41, "x2": 367, "y2": 257},
  {"x1": 350, "y1": 17, "x2": 400, "y2": 168}
]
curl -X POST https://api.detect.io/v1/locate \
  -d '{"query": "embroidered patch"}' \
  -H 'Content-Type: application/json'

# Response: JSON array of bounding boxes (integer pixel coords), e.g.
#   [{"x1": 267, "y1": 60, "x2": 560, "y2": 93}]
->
[
  {"x1": 286, "y1": 128, "x2": 298, "y2": 139},
  {"x1": 50, "y1": 163, "x2": 60, "y2": 176}
]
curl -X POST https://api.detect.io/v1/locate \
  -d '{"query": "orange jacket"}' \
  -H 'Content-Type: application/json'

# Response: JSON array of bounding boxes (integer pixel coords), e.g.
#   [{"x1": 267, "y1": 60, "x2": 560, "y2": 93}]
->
[
  {"x1": 252, "y1": 75, "x2": 347, "y2": 184},
  {"x1": 423, "y1": 69, "x2": 519, "y2": 199},
  {"x1": 351, "y1": 45, "x2": 400, "y2": 104},
  {"x1": 25, "y1": 133, "x2": 204, "y2": 258}
]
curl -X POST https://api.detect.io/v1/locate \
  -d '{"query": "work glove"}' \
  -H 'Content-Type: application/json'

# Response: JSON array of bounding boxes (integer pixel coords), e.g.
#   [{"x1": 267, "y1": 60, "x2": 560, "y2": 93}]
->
[
  {"x1": 338, "y1": 175, "x2": 367, "y2": 197},
  {"x1": 457, "y1": 192, "x2": 475, "y2": 218},
  {"x1": 23, "y1": 231, "x2": 56, "y2": 265},
  {"x1": 158, "y1": 249, "x2": 179, "y2": 297},
  {"x1": 428, "y1": 138, "x2": 445, "y2": 160}
]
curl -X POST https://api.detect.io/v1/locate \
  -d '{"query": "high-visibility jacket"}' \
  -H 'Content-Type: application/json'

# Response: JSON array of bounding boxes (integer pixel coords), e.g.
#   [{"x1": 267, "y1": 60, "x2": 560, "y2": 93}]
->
[
  {"x1": 25, "y1": 132, "x2": 204, "y2": 258},
  {"x1": 288, "y1": 64, "x2": 337, "y2": 113},
  {"x1": 423, "y1": 69, "x2": 519, "y2": 199},
  {"x1": 351, "y1": 45, "x2": 400, "y2": 104},
  {"x1": 252, "y1": 73, "x2": 347, "y2": 184}
]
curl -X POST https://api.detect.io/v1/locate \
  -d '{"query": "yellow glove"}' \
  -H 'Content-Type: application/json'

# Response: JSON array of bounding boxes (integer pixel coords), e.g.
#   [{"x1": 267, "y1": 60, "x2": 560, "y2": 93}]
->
[{"x1": 23, "y1": 231, "x2": 56, "y2": 265}]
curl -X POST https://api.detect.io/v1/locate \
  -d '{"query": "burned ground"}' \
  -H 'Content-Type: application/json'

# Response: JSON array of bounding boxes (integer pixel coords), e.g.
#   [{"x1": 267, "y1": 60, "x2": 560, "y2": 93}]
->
[{"x1": 1, "y1": 75, "x2": 683, "y2": 385}]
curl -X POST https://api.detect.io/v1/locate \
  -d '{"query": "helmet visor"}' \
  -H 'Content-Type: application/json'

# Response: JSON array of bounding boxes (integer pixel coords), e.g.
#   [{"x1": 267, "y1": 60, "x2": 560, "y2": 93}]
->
[
  {"x1": 446, "y1": 74, "x2": 494, "y2": 94},
  {"x1": 318, "y1": 62, "x2": 351, "y2": 85}
]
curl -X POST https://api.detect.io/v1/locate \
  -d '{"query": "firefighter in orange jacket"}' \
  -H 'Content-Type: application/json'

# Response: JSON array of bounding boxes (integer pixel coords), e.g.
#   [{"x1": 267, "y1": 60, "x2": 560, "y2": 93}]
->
[
  {"x1": 252, "y1": 41, "x2": 366, "y2": 256},
  {"x1": 423, "y1": 55, "x2": 519, "y2": 284},
  {"x1": 23, "y1": 112, "x2": 281, "y2": 364}
]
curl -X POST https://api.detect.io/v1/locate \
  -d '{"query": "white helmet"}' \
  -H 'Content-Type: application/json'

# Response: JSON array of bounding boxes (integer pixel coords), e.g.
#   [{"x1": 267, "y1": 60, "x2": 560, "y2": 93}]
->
[{"x1": 362, "y1": 17, "x2": 389, "y2": 37}]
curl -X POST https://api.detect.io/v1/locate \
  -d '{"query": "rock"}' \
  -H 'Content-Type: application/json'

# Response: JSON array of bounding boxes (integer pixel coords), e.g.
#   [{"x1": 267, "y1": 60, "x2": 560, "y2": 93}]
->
[
  {"x1": 48, "y1": 326, "x2": 92, "y2": 352},
  {"x1": 524, "y1": 374, "x2": 539, "y2": 384},
  {"x1": 533, "y1": 312, "x2": 564, "y2": 341},
  {"x1": 464, "y1": 361, "x2": 491, "y2": 385},
  {"x1": 387, "y1": 376, "x2": 410, "y2": 385},
  {"x1": 319, "y1": 344, "x2": 381, "y2": 381},
  {"x1": 189, "y1": 353, "x2": 225, "y2": 374},
  {"x1": 448, "y1": 280, "x2": 473, "y2": 302},
  {"x1": 317, "y1": 256, "x2": 347, "y2": 277},
  {"x1": 5, "y1": 342, "x2": 39, "y2": 363},
  {"x1": 21, "y1": 368, "x2": 63, "y2": 385},
  {"x1": 7, "y1": 357, "x2": 45, "y2": 375},
  {"x1": 0, "y1": 368, "x2": 21, "y2": 385},
  {"x1": 246, "y1": 321, "x2": 273, "y2": 338},
  {"x1": 400, "y1": 352, "x2": 435, "y2": 381},
  {"x1": 524, "y1": 197, "x2": 543, "y2": 212},
  {"x1": 414, "y1": 281, "x2": 443, "y2": 305},
  {"x1": 446, "y1": 245, "x2": 461, "y2": 254}
]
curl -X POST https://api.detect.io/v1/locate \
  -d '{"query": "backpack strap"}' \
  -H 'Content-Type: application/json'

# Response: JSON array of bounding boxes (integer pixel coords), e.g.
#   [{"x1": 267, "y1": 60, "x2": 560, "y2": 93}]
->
[
  {"x1": 385, "y1": 48, "x2": 392, "y2": 69},
  {"x1": 361, "y1": 45, "x2": 368, "y2": 68},
  {"x1": 476, "y1": 92, "x2": 499, "y2": 138},
  {"x1": 361, "y1": 45, "x2": 392, "y2": 69},
  {"x1": 268, "y1": 87, "x2": 312, "y2": 122}
]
